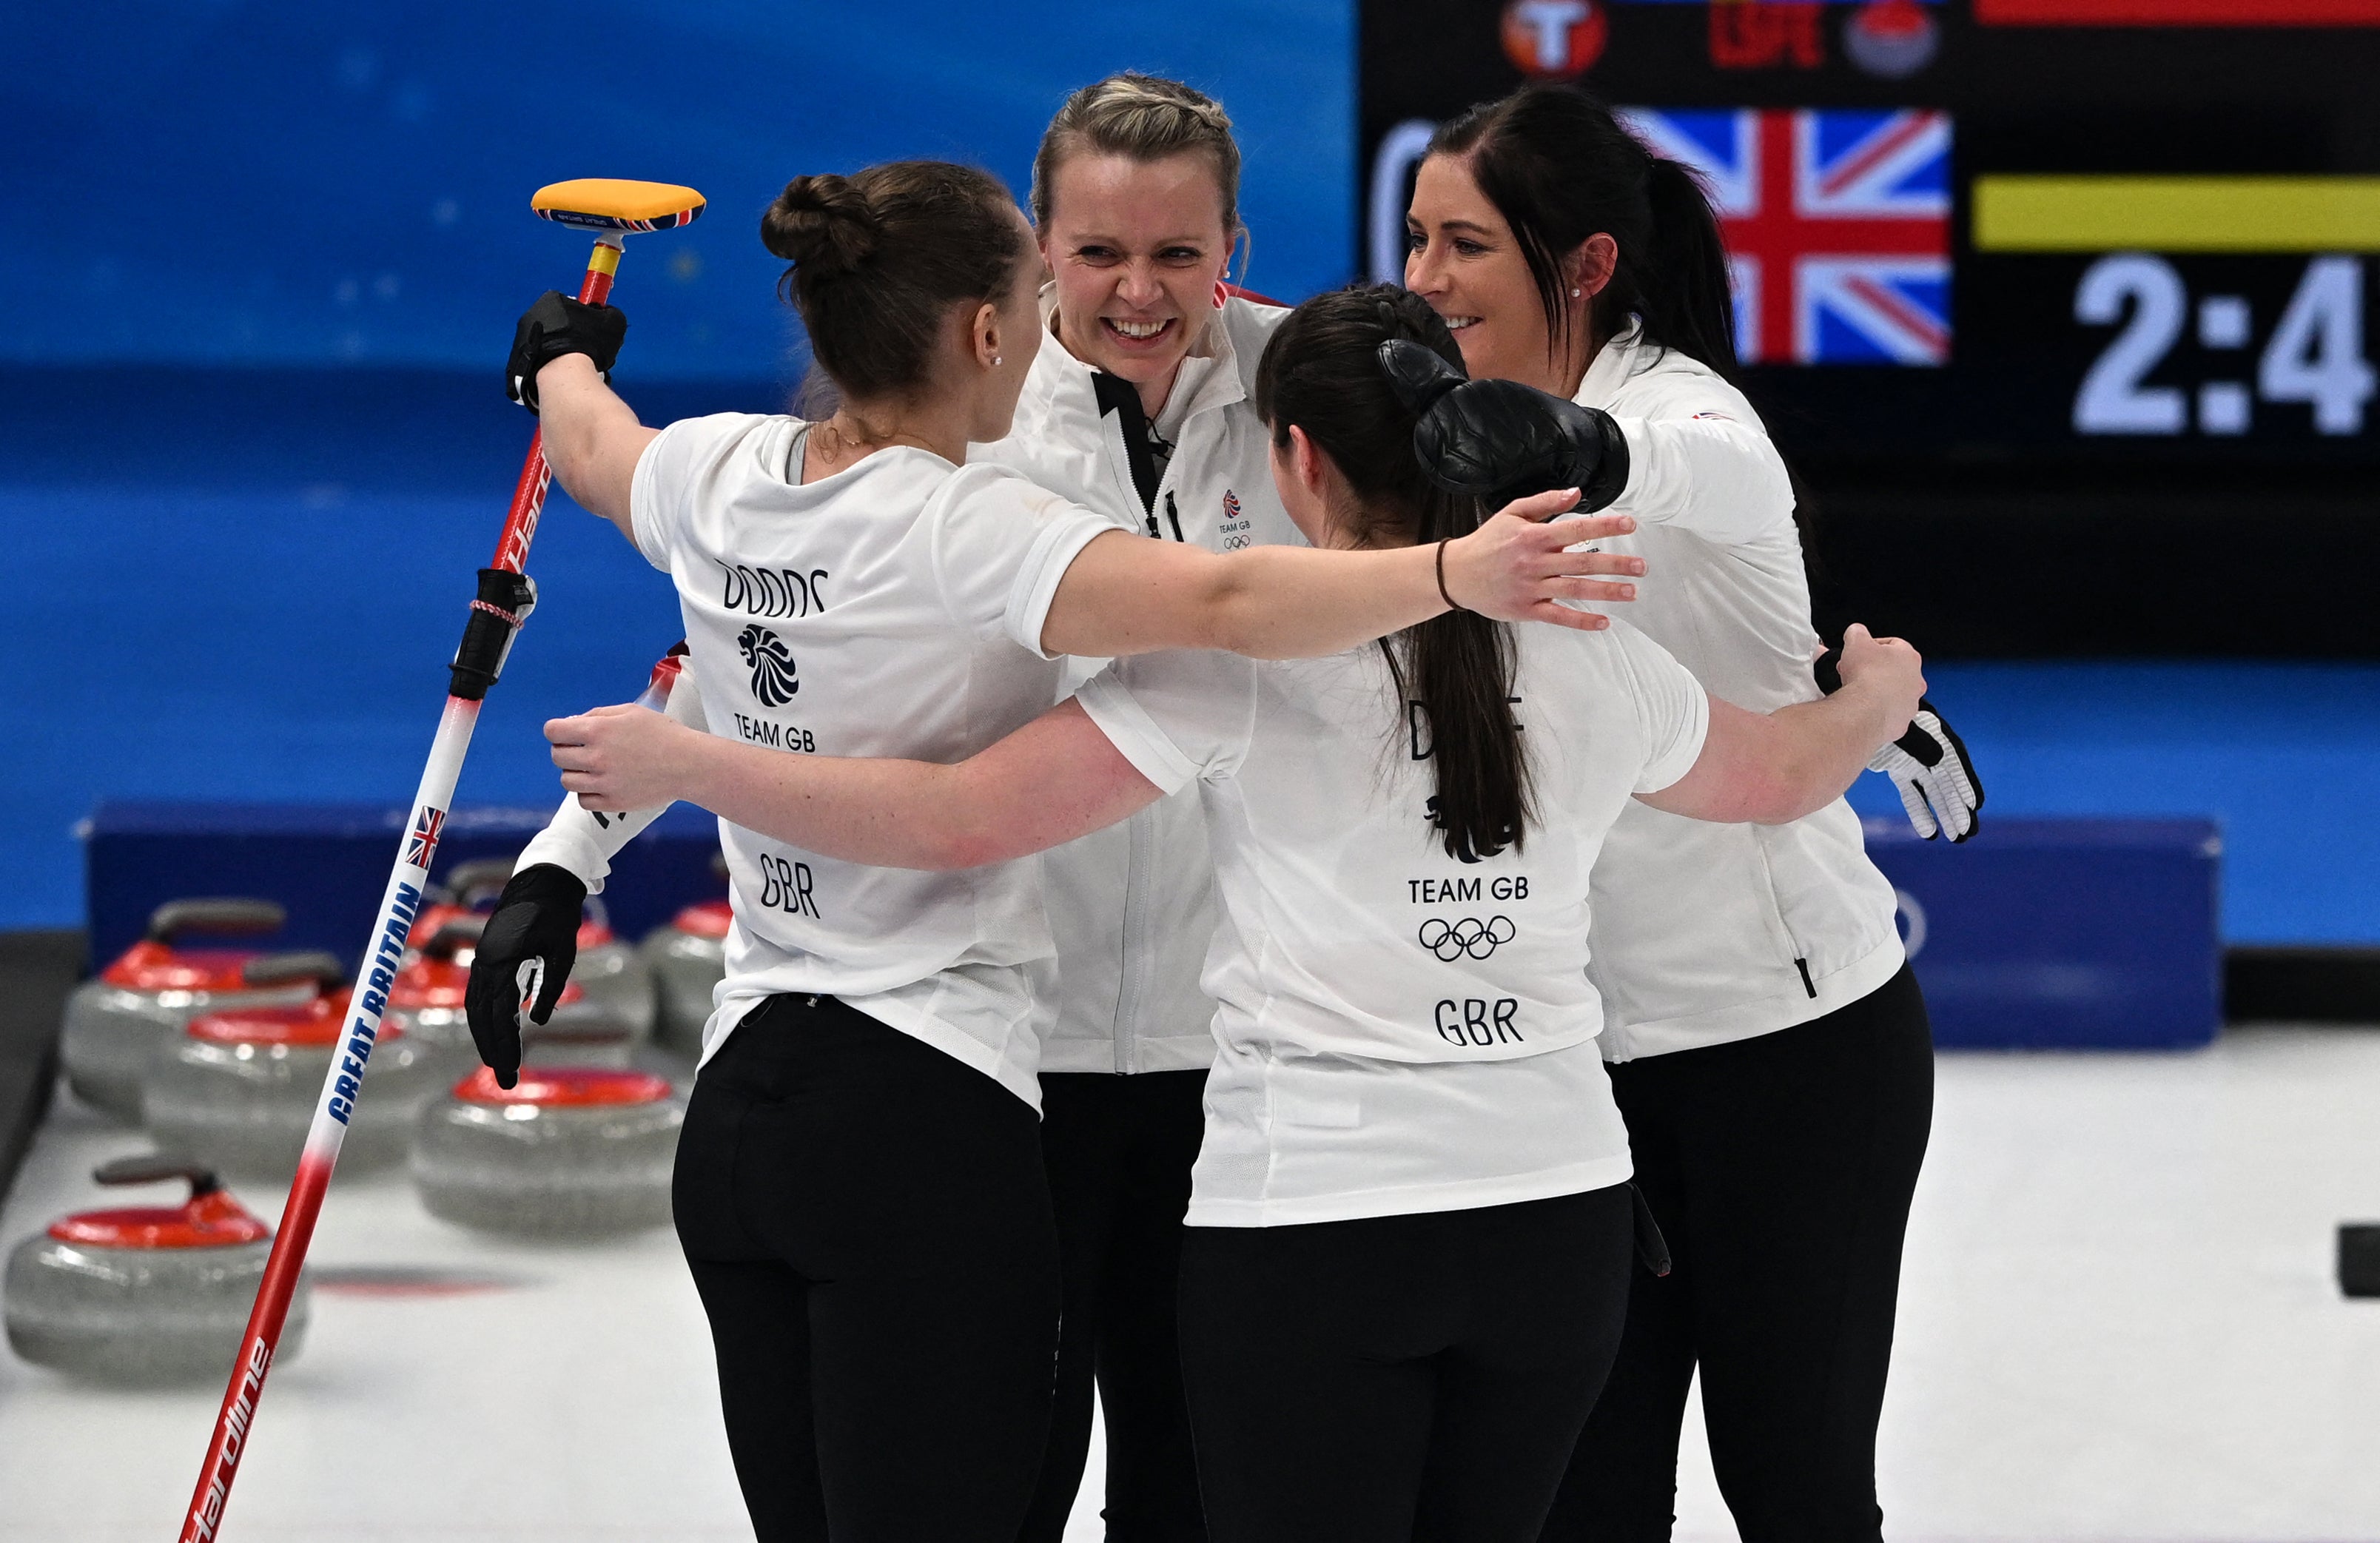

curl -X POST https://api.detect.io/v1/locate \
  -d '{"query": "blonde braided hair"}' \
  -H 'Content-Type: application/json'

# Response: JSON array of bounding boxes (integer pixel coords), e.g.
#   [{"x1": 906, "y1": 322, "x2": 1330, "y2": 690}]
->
[{"x1": 1030, "y1": 72, "x2": 1243, "y2": 238}]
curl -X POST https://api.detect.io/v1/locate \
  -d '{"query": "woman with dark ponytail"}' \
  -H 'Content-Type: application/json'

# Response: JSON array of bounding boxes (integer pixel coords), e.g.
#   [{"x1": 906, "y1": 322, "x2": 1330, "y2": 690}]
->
[
  {"x1": 549, "y1": 283, "x2": 1936, "y2": 1542},
  {"x1": 1405, "y1": 86, "x2": 1974, "y2": 1542},
  {"x1": 500, "y1": 161, "x2": 1641, "y2": 1542}
]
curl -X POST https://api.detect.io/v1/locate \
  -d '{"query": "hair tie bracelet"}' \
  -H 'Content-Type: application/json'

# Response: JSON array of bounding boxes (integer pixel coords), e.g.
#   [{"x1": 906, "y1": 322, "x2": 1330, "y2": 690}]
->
[{"x1": 1435, "y1": 538, "x2": 1465, "y2": 613}]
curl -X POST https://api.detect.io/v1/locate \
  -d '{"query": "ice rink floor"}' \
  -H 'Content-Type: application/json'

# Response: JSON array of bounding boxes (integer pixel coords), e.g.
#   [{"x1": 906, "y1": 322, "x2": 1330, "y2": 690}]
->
[{"x1": 4, "y1": 1025, "x2": 2378, "y2": 1542}]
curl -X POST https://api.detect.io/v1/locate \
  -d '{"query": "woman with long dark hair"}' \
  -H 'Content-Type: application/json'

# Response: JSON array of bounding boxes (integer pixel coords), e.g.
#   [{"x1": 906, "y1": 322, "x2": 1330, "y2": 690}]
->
[
  {"x1": 1403, "y1": 86, "x2": 1978, "y2": 1541},
  {"x1": 542, "y1": 285, "x2": 1932, "y2": 1543},
  {"x1": 505, "y1": 161, "x2": 1632, "y2": 1542}
]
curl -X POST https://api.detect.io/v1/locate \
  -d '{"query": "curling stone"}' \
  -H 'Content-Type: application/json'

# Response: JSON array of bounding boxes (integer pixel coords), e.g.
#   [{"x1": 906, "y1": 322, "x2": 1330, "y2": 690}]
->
[
  {"x1": 4, "y1": 1156, "x2": 306, "y2": 1384},
  {"x1": 639, "y1": 899, "x2": 731, "y2": 1055},
  {"x1": 389, "y1": 916, "x2": 634, "y2": 1072},
  {"x1": 61, "y1": 899, "x2": 324, "y2": 1121},
  {"x1": 144, "y1": 967, "x2": 444, "y2": 1181},
  {"x1": 444, "y1": 858, "x2": 657, "y2": 1041},
  {"x1": 411, "y1": 1067, "x2": 682, "y2": 1237}
]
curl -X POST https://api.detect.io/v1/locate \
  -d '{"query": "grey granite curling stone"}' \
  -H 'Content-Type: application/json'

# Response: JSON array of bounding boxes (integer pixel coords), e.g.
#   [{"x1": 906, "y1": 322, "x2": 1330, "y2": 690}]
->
[
  {"x1": 144, "y1": 984, "x2": 444, "y2": 1181},
  {"x1": 4, "y1": 1156, "x2": 306, "y2": 1385},
  {"x1": 639, "y1": 899, "x2": 730, "y2": 1055},
  {"x1": 411, "y1": 1067, "x2": 682, "y2": 1237},
  {"x1": 60, "y1": 900, "x2": 321, "y2": 1121},
  {"x1": 441, "y1": 858, "x2": 657, "y2": 1042}
]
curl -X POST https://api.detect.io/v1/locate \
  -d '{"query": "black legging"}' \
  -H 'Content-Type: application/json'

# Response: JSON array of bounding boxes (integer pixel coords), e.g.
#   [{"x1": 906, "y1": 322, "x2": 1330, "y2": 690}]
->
[
  {"x1": 1020, "y1": 1069, "x2": 1210, "y2": 1542},
  {"x1": 673, "y1": 993, "x2": 1062, "y2": 1542},
  {"x1": 1179, "y1": 1186, "x2": 1636, "y2": 1543},
  {"x1": 1541, "y1": 963, "x2": 1934, "y2": 1543}
]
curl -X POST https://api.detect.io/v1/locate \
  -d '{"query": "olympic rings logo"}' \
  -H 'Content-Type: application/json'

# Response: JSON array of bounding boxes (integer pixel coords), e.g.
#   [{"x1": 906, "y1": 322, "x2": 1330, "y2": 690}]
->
[{"x1": 1417, "y1": 915, "x2": 1516, "y2": 961}]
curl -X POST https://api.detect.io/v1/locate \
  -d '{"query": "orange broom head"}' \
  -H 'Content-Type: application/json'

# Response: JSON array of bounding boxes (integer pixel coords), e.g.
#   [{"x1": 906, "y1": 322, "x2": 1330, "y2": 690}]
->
[{"x1": 532, "y1": 179, "x2": 705, "y2": 233}]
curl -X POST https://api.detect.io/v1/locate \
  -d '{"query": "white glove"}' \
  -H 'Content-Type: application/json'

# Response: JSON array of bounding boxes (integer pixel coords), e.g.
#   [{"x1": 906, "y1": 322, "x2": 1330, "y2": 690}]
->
[
  {"x1": 1816, "y1": 648, "x2": 1983, "y2": 842},
  {"x1": 1869, "y1": 704, "x2": 1981, "y2": 841}
]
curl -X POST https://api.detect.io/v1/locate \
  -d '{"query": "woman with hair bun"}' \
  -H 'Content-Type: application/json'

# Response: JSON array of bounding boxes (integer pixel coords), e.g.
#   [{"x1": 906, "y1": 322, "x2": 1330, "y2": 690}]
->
[
  {"x1": 545, "y1": 283, "x2": 1934, "y2": 1543},
  {"x1": 502, "y1": 161, "x2": 1630, "y2": 1542},
  {"x1": 1402, "y1": 86, "x2": 1977, "y2": 1542}
]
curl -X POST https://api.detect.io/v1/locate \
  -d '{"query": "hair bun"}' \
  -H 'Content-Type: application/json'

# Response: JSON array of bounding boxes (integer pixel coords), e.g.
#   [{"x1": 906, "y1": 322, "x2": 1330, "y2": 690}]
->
[{"x1": 762, "y1": 174, "x2": 881, "y2": 277}]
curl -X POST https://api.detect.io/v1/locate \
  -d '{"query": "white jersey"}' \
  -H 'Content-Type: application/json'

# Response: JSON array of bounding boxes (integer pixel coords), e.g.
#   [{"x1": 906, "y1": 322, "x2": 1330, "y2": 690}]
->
[
  {"x1": 631, "y1": 412, "x2": 1113, "y2": 1106},
  {"x1": 971, "y1": 292, "x2": 1296, "y2": 1075},
  {"x1": 1581, "y1": 322, "x2": 1905, "y2": 1061},
  {"x1": 1076, "y1": 618, "x2": 1709, "y2": 1226}
]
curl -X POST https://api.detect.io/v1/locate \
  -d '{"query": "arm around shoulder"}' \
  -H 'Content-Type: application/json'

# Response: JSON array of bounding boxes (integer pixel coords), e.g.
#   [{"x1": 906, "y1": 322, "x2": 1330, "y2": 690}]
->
[
  {"x1": 547, "y1": 698, "x2": 1164, "y2": 871},
  {"x1": 1037, "y1": 492, "x2": 1644, "y2": 661},
  {"x1": 1638, "y1": 625, "x2": 1923, "y2": 824}
]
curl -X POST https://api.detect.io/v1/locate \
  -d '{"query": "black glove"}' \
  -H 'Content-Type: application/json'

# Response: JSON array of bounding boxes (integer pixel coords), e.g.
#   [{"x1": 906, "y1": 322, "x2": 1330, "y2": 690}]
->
[
  {"x1": 463, "y1": 864, "x2": 587, "y2": 1087},
  {"x1": 506, "y1": 292, "x2": 628, "y2": 413},
  {"x1": 1815, "y1": 648, "x2": 1985, "y2": 842},
  {"x1": 1379, "y1": 339, "x2": 1632, "y2": 513}
]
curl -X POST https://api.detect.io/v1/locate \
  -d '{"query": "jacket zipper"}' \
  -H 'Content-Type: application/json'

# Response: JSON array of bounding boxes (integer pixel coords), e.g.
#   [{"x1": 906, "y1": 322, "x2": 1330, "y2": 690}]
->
[
  {"x1": 1095, "y1": 412, "x2": 1154, "y2": 539},
  {"x1": 1114, "y1": 805, "x2": 1155, "y2": 1072},
  {"x1": 1752, "y1": 827, "x2": 1819, "y2": 999},
  {"x1": 1163, "y1": 491, "x2": 1186, "y2": 542}
]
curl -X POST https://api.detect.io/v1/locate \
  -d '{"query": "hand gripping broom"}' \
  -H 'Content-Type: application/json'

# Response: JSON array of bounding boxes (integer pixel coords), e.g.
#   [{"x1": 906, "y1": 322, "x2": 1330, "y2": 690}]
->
[{"x1": 176, "y1": 178, "x2": 704, "y2": 1543}]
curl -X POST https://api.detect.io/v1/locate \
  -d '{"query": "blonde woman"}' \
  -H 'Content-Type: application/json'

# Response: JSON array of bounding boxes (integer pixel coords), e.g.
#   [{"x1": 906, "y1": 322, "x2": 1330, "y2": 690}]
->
[{"x1": 981, "y1": 74, "x2": 1331, "y2": 1542}]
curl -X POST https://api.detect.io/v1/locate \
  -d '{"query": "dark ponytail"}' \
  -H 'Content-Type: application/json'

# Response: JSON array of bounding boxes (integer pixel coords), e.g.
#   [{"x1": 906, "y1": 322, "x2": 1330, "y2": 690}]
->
[
  {"x1": 1431, "y1": 87, "x2": 1739, "y2": 381},
  {"x1": 1254, "y1": 285, "x2": 1531, "y2": 864},
  {"x1": 761, "y1": 160, "x2": 1029, "y2": 403}
]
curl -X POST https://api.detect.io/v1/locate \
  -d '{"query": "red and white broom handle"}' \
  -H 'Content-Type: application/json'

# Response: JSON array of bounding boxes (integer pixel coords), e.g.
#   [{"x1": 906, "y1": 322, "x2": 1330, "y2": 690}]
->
[{"x1": 176, "y1": 232, "x2": 625, "y2": 1543}]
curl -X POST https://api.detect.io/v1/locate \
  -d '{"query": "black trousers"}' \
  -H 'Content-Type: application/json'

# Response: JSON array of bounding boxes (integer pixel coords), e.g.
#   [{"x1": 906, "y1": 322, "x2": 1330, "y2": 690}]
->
[
  {"x1": 673, "y1": 994, "x2": 1062, "y2": 1543},
  {"x1": 1541, "y1": 964, "x2": 1935, "y2": 1543},
  {"x1": 1179, "y1": 1186, "x2": 1636, "y2": 1543},
  {"x1": 1020, "y1": 1069, "x2": 1211, "y2": 1542}
]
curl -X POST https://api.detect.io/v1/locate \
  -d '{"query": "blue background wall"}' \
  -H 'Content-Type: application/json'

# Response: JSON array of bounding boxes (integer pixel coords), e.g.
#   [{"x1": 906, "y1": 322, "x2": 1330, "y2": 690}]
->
[
  {"x1": 4, "y1": 0, "x2": 1353, "y2": 376},
  {"x1": 0, "y1": 0, "x2": 1352, "y2": 930},
  {"x1": 1, "y1": 1, "x2": 2373, "y2": 944}
]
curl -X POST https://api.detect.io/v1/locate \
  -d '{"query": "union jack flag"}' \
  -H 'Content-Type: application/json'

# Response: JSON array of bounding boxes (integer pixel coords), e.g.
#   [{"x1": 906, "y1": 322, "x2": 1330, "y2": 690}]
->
[
  {"x1": 1618, "y1": 107, "x2": 1952, "y2": 366},
  {"x1": 404, "y1": 804, "x2": 447, "y2": 871}
]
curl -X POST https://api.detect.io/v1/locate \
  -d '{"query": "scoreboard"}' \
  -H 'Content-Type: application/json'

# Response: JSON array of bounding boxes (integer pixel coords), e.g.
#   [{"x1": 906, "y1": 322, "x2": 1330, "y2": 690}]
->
[{"x1": 1359, "y1": 1, "x2": 2380, "y2": 473}]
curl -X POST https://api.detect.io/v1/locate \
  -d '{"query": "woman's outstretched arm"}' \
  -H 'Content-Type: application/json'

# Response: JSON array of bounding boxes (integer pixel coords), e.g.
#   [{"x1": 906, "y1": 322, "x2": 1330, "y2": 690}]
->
[
  {"x1": 1040, "y1": 492, "x2": 1644, "y2": 662},
  {"x1": 546, "y1": 699, "x2": 1158, "y2": 870},
  {"x1": 1640, "y1": 625, "x2": 1925, "y2": 826}
]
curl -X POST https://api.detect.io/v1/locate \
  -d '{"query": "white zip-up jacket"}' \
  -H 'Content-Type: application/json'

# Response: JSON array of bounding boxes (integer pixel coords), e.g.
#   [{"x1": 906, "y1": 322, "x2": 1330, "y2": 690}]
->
[
  {"x1": 1579, "y1": 320, "x2": 1904, "y2": 1062},
  {"x1": 971, "y1": 290, "x2": 1295, "y2": 1075}
]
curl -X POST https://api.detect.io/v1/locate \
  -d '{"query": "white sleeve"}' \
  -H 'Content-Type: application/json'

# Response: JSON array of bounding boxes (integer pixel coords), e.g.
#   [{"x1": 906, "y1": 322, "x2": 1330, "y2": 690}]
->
[
  {"x1": 514, "y1": 657, "x2": 713, "y2": 892},
  {"x1": 628, "y1": 412, "x2": 768, "y2": 572},
  {"x1": 1074, "y1": 649, "x2": 1260, "y2": 795},
  {"x1": 928, "y1": 468, "x2": 1117, "y2": 659},
  {"x1": 1607, "y1": 624, "x2": 1711, "y2": 795},
  {"x1": 1600, "y1": 377, "x2": 1796, "y2": 548}
]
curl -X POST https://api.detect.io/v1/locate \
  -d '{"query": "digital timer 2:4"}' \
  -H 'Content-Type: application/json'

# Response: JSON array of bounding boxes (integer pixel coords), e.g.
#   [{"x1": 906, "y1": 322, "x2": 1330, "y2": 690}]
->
[
  {"x1": 2073, "y1": 255, "x2": 2373, "y2": 438},
  {"x1": 1974, "y1": 174, "x2": 2380, "y2": 440}
]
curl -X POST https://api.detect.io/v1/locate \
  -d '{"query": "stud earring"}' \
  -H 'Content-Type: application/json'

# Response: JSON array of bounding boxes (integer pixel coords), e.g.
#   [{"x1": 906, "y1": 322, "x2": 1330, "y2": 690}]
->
[
  {"x1": 1571, "y1": 287, "x2": 1582, "y2": 297},
  {"x1": 993, "y1": 355, "x2": 1003, "y2": 366}
]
